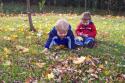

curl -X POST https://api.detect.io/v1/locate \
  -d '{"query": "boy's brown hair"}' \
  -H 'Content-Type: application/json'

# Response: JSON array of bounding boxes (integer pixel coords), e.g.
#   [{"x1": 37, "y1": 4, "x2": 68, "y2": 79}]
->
[{"x1": 82, "y1": 12, "x2": 91, "y2": 20}]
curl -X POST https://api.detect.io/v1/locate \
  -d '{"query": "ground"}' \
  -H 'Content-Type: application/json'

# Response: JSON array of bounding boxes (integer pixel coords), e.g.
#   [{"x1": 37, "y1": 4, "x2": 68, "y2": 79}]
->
[{"x1": 0, "y1": 13, "x2": 125, "y2": 82}]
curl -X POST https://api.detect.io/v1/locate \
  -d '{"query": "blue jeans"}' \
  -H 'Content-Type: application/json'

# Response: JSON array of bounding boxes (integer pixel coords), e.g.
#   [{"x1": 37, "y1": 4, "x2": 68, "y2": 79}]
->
[{"x1": 75, "y1": 37, "x2": 95, "y2": 48}]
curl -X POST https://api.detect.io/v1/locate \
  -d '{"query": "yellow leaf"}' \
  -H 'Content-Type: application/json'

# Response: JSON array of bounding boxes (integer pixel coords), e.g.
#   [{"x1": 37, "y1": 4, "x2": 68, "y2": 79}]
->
[
  {"x1": 99, "y1": 64, "x2": 104, "y2": 69},
  {"x1": 18, "y1": 28, "x2": 24, "y2": 32},
  {"x1": 3, "y1": 47, "x2": 11, "y2": 54},
  {"x1": 47, "y1": 72, "x2": 54, "y2": 80},
  {"x1": 10, "y1": 34, "x2": 18, "y2": 41},
  {"x1": 36, "y1": 62, "x2": 45, "y2": 68},
  {"x1": 30, "y1": 49, "x2": 37, "y2": 55},
  {"x1": 85, "y1": 55, "x2": 92, "y2": 61},
  {"x1": 103, "y1": 70, "x2": 110, "y2": 76}
]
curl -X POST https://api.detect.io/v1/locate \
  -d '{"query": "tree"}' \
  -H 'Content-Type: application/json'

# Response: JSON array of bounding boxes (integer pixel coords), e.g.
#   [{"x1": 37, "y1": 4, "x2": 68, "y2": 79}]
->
[
  {"x1": 39, "y1": 0, "x2": 46, "y2": 12},
  {"x1": 0, "y1": 0, "x2": 3, "y2": 13},
  {"x1": 84, "y1": 0, "x2": 87, "y2": 11},
  {"x1": 27, "y1": 0, "x2": 36, "y2": 32}
]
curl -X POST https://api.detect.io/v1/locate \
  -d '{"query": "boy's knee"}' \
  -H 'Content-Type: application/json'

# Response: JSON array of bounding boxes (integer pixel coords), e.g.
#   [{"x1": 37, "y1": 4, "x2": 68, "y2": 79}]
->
[{"x1": 86, "y1": 41, "x2": 95, "y2": 48}]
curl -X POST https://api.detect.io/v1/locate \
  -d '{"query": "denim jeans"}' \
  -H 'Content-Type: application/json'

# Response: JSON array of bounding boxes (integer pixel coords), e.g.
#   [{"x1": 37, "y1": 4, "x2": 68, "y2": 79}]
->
[{"x1": 75, "y1": 37, "x2": 95, "y2": 48}]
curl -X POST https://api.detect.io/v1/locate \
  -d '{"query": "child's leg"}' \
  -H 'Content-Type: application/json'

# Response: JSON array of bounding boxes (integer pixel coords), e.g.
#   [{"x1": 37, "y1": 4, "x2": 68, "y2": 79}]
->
[{"x1": 84, "y1": 37, "x2": 95, "y2": 48}]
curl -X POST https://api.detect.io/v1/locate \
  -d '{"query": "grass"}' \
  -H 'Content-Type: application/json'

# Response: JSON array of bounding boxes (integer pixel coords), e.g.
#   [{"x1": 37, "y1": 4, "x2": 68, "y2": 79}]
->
[
  {"x1": 0, "y1": 13, "x2": 125, "y2": 82},
  {"x1": 0, "y1": 4, "x2": 125, "y2": 82}
]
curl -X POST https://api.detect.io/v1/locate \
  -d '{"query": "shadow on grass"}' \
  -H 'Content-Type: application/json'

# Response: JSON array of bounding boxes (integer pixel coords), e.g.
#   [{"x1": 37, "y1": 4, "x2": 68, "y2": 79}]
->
[{"x1": 77, "y1": 40, "x2": 125, "y2": 58}]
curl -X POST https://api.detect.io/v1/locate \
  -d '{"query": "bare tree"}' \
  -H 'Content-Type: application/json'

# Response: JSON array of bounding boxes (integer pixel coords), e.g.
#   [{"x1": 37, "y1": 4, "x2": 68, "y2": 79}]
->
[{"x1": 27, "y1": 0, "x2": 36, "y2": 32}]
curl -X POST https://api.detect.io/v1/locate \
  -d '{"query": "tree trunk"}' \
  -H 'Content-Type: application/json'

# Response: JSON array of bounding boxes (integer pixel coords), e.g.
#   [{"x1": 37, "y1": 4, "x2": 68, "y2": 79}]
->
[
  {"x1": 85, "y1": 0, "x2": 87, "y2": 11},
  {"x1": 27, "y1": 0, "x2": 36, "y2": 32},
  {"x1": 0, "y1": 0, "x2": 3, "y2": 13},
  {"x1": 108, "y1": 0, "x2": 111, "y2": 14}
]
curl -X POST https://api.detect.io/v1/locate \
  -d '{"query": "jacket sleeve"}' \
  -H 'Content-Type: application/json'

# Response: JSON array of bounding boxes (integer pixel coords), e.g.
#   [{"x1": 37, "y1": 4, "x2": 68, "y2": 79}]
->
[
  {"x1": 68, "y1": 26, "x2": 75, "y2": 49},
  {"x1": 88, "y1": 23, "x2": 97, "y2": 38},
  {"x1": 75, "y1": 23, "x2": 82, "y2": 36},
  {"x1": 45, "y1": 28, "x2": 55, "y2": 49}
]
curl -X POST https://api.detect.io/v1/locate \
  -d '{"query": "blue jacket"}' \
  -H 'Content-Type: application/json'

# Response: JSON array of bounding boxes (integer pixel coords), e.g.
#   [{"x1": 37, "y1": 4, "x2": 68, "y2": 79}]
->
[{"x1": 45, "y1": 25, "x2": 75, "y2": 49}]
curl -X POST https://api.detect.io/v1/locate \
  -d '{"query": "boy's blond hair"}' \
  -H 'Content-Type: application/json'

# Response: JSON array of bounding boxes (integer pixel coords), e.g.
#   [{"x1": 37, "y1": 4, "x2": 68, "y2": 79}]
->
[{"x1": 55, "y1": 19, "x2": 69, "y2": 31}]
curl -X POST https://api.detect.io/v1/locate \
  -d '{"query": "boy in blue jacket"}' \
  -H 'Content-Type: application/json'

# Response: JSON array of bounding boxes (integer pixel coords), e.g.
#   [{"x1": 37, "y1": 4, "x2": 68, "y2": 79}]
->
[{"x1": 42, "y1": 19, "x2": 75, "y2": 53}]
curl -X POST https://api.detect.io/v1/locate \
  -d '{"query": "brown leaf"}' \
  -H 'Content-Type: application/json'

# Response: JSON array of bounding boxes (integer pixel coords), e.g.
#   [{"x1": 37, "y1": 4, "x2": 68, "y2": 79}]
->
[
  {"x1": 90, "y1": 74, "x2": 99, "y2": 79},
  {"x1": 25, "y1": 77, "x2": 37, "y2": 83},
  {"x1": 85, "y1": 55, "x2": 92, "y2": 62},
  {"x1": 116, "y1": 74, "x2": 125, "y2": 81},
  {"x1": 55, "y1": 45, "x2": 66, "y2": 50},
  {"x1": 86, "y1": 68, "x2": 96, "y2": 74},
  {"x1": 16, "y1": 45, "x2": 29, "y2": 53},
  {"x1": 98, "y1": 64, "x2": 104, "y2": 69},
  {"x1": 73, "y1": 56, "x2": 85, "y2": 64}
]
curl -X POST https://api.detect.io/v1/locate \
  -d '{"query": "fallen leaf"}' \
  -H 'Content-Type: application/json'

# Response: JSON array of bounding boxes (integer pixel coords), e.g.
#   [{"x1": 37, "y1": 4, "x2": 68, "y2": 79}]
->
[
  {"x1": 35, "y1": 62, "x2": 46, "y2": 68},
  {"x1": 55, "y1": 45, "x2": 66, "y2": 50},
  {"x1": 98, "y1": 64, "x2": 104, "y2": 69},
  {"x1": 3, "y1": 60, "x2": 12, "y2": 66},
  {"x1": 86, "y1": 68, "x2": 95, "y2": 73},
  {"x1": 25, "y1": 77, "x2": 37, "y2": 83},
  {"x1": 103, "y1": 70, "x2": 110, "y2": 76},
  {"x1": 47, "y1": 72, "x2": 54, "y2": 80},
  {"x1": 3, "y1": 47, "x2": 11, "y2": 54},
  {"x1": 18, "y1": 28, "x2": 24, "y2": 32},
  {"x1": 37, "y1": 31, "x2": 42, "y2": 37},
  {"x1": 73, "y1": 56, "x2": 85, "y2": 64},
  {"x1": 90, "y1": 73, "x2": 98, "y2": 79},
  {"x1": 10, "y1": 34, "x2": 18, "y2": 41},
  {"x1": 16, "y1": 45, "x2": 29, "y2": 53},
  {"x1": 85, "y1": 55, "x2": 92, "y2": 62},
  {"x1": 116, "y1": 74, "x2": 125, "y2": 81}
]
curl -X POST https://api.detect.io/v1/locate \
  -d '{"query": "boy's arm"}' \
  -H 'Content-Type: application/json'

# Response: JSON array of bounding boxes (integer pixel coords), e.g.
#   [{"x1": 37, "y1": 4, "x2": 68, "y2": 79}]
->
[
  {"x1": 88, "y1": 23, "x2": 97, "y2": 38},
  {"x1": 45, "y1": 29, "x2": 55, "y2": 49},
  {"x1": 75, "y1": 23, "x2": 83, "y2": 36},
  {"x1": 68, "y1": 29, "x2": 75, "y2": 49}
]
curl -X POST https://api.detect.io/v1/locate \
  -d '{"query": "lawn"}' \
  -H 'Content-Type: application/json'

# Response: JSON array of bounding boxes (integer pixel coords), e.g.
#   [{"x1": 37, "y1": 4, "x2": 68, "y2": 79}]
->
[{"x1": 0, "y1": 13, "x2": 125, "y2": 82}]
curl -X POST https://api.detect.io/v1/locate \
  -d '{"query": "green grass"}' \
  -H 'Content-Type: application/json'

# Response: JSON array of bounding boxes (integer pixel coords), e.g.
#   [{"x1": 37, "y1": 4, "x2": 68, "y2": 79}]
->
[{"x1": 0, "y1": 13, "x2": 125, "y2": 82}]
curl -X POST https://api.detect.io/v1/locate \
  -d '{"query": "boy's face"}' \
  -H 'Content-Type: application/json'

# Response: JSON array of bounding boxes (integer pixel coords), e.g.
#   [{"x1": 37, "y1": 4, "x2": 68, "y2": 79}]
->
[
  {"x1": 57, "y1": 29, "x2": 67, "y2": 38},
  {"x1": 82, "y1": 18, "x2": 89, "y2": 25}
]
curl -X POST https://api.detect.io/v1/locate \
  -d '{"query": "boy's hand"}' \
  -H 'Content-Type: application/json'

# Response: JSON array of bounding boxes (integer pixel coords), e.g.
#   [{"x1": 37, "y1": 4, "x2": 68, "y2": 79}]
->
[
  {"x1": 42, "y1": 48, "x2": 49, "y2": 54},
  {"x1": 79, "y1": 32, "x2": 83, "y2": 36},
  {"x1": 83, "y1": 34, "x2": 88, "y2": 37},
  {"x1": 76, "y1": 36, "x2": 83, "y2": 41}
]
